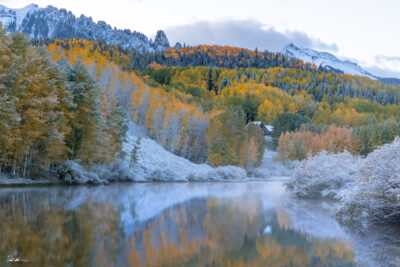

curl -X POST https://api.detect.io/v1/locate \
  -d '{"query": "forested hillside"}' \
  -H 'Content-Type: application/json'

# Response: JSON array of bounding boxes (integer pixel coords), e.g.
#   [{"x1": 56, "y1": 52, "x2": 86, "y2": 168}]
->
[
  {"x1": 0, "y1": 34, "x2": 267, "y2": 182},
  {"x1": 3, "y1": 30, "x2": 400, "y2": 180},
  {"x1": 143, "y1": 66, "x2": 400, "y2": 158},
  {"x1": 34, "y1": 39, "x2": 400, "y2": 105},
  {"x1": 33, "y1": 39, "x2": 316, "y2": 71}
]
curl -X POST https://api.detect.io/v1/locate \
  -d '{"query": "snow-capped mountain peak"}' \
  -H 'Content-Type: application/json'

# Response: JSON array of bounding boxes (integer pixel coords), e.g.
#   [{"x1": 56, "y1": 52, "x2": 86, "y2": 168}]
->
[
  {"x1": 0, "y1": 4, "x2": 170, "y2": 52},
  {"x1": 0, "y1": 3, "x2": 38, "y2": 30},
  {"x1": 15, "y1": 4, "x2": 38, "y2": 25},
  {"x1": 282, "y1": 43, "x2": 377, "y2": 80},
  {"x1": 152, "y1": 30, "x2": 170, "y2": 51}
]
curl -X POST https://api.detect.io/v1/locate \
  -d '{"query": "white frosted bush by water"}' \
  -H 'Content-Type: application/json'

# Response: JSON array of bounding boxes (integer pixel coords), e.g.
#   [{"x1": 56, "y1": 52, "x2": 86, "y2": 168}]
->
[
  {"x1": 338, "y1": 137, "x2": 400, "y2": 226},
  {"x1": 286, "y1": 151, "x2": 359, "y2": 199}
]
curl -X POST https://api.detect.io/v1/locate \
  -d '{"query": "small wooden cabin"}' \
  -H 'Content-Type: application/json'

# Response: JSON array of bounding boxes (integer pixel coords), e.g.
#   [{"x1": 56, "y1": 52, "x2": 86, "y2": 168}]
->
[{"x1": 248, "y1": 121, "x2": 273, "y2": 136}]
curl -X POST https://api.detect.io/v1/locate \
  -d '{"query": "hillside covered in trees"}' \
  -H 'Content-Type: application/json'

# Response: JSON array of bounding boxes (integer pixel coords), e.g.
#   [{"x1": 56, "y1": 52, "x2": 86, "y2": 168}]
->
[
  {"x1": 135, "y1": 64, "x2": 400, "y2": 160},
  {"x1": 2, "y1": 31, "x2": 400, "y2": 182},
  {"x1": 32, "y1": 39, "x2": 316, "y2": 71},
  {"x1": 1, "y1": 34, "x2": 267, "y2": 181}
]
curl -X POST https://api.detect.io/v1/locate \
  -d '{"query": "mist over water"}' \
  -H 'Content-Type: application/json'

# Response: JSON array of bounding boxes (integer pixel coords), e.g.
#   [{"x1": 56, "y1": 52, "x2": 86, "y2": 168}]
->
[{"x1": 0, "y1": 181, "x2": 397, "y2": 266}]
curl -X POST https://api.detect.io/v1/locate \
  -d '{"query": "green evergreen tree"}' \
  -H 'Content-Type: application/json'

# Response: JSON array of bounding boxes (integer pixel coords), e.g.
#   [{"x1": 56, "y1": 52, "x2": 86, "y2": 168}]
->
[
  {"x1": 207, "y1": 67, "x2": 214, "y2": 92},
  {"x1": 130, "y1": 137, "x2": 142, "y2": 168},
  {"x1": 64, "y1": 61, "x2": 101, "y2": 167}
]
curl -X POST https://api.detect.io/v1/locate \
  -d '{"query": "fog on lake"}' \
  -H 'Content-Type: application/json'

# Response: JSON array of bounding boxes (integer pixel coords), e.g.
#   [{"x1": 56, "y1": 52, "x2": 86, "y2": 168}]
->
[{"x1": 0, "y1": 181, "x2": 398, "y2": 266}]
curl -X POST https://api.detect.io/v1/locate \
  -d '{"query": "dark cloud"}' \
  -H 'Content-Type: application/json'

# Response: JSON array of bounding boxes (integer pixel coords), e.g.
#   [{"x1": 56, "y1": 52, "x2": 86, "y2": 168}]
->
[{"x1": 165, "y1": 19, "x2": 337, "y2": 52}]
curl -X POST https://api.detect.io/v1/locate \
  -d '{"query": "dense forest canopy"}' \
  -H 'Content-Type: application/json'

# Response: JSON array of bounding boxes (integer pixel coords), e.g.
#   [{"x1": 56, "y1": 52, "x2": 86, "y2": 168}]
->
[
  {"x1": 2, "y1": 33, "x2": 400, "y2": 179},
  {"x1": 34, "y1": 39, "x2": 400, "y2": 105},
  {"x1": 32, "y1": 39, "x2": 317, "y2": 70},
  {"x1": 0, "y1": 32, "x2": 126, "y2": 177}
]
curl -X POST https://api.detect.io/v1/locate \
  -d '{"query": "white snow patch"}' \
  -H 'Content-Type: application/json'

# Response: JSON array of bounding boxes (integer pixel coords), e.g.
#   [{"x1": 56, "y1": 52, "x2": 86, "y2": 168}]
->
[
  {"x1": 122, "y1": 133, "x2": 247, "y2": 181},
  {"x1": 0, "y1": 4, "x2": 38, "y2": 29},
  {"x1": 0, "y1": 4, "x2": 15, "y2": 28},
  {"x1": 120, "y1": 123, "x2": 291, "y2": 182},
  {"x1": 250, "y1": 137, "x2": 292, "y2": 179},
  {"x1": 14, "y1": 4, "x2": 38, "y2": 26}
]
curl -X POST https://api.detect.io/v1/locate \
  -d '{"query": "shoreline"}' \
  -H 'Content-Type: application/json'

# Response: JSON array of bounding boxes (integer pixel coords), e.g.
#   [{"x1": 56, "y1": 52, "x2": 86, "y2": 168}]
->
[
  {"x1": 0, "y1": 175, "x2": 290, "y2": 187},
  {"x1": 0, "y1": 177, "x2": 61, "y2": 187}
]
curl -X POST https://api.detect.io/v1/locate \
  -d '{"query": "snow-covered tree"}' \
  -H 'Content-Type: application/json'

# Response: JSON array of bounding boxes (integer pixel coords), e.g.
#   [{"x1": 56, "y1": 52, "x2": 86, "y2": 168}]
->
[
  {"x1": 338, "y1": 138, "x2": 400, "y2": 227},
  {"x1": 286, "y1": 151, "x2": 359, "y2": 199}
]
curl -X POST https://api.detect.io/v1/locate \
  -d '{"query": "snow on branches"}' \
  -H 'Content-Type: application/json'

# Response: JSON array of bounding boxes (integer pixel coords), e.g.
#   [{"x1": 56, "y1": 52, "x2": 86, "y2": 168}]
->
[
  {"x1": 286, "y1": 151, "x2": 358, "y2": 199},
  {"x1": 338, "y1": 137, "x2": 400, "y2": 227},
  {"x1": 286, "y1": 137, "x2": 400, "y2": 228}
]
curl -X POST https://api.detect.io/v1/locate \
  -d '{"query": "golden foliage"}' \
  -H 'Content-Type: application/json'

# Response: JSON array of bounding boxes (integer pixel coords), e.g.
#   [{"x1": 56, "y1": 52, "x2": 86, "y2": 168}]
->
[
  {"x1": 278, "y1": 126, "x2": 358, "y2": 161},
  {"x1": 148, "y1": 61, "x2": 165, "y2": 70}
]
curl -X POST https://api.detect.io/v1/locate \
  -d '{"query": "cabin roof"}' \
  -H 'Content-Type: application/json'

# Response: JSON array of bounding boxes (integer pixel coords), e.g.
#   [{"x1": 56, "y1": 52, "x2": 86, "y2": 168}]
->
[{"x1": 250, "y1": 121, "x2": 274, "y2": 132}]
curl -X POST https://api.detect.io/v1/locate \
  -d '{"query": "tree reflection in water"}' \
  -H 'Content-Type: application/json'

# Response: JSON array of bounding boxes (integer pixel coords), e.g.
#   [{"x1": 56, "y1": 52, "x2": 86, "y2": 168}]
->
[
  {"x1": 0, "y1": 199, "x2": 124, "y2": 266},
  {"x1": 128, "y1": 196, "x2": 354, "y2": 267},
  {"x1": 0, "y1": 182, "x2": 394, "y2": 266}
]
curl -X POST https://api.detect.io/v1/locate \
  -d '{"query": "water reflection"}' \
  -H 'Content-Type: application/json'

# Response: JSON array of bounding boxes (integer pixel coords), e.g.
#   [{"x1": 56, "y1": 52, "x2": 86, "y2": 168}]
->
[{"x1": 0, "y1": 182, "x2": 396, "y2": 266}]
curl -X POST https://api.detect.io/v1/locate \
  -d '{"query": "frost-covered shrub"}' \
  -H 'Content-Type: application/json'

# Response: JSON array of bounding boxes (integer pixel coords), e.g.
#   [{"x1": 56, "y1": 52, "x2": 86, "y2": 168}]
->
[
  {"x1": 56, "y1": 161, "x2": 105, "y2": 185},
  {"x1": 286, "y1": 151, "x2": 358, "y2": 199},
  {"x1": 338, "y1": 138, "x2": 400, "y2": 226},
  {"x1": 207, "y1": 166, "x2": 247, "y2": 180},
  {"x1": 92, "y1": 163, "x2": 135, "y2": 182}
]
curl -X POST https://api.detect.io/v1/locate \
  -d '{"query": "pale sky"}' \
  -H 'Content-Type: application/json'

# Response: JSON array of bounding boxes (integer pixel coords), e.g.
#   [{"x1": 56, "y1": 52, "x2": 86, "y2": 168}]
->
[{"x1": 2, "y1": 0, "x2": 400, "y2": 78}]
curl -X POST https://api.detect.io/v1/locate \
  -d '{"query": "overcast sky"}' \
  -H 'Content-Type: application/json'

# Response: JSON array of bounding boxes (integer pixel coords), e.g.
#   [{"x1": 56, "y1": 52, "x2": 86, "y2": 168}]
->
[{"x1": 2, "y1": 0, "x2": 400, "y2": 78}]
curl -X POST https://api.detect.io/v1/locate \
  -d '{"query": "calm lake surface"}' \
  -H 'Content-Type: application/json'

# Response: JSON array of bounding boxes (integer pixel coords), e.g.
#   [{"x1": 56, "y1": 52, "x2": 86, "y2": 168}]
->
[{"x1": 0, "y1": 181, "x2": 398, "y2": 267}]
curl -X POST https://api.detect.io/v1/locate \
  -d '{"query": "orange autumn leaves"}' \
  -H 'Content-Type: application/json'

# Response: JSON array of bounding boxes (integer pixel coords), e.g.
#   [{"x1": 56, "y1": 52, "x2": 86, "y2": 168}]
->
[
  {"x1": 48, "y1": 39, "x2": 219, "y2": 163},
  {"x1": 45, "y1": 39, "x2": 400, "y2": 167},
  {"x1": 277, "y1": 126, "x2": 358, "y2": 162}
]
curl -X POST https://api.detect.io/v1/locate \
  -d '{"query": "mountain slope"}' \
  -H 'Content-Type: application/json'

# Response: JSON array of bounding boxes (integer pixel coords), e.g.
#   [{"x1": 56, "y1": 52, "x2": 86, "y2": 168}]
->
[
  {"x1": 282, "y1": 43, "x2": 377, "y2": 80},
  {"x1": 0, "y1": 3, "x2": 170, "y2": 52}
]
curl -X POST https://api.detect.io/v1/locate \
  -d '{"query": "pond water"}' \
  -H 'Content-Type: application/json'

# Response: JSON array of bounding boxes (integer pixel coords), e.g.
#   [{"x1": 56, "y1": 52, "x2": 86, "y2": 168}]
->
[{"x1": 0, "y1": 181, "x2": 398, "y2": 266}]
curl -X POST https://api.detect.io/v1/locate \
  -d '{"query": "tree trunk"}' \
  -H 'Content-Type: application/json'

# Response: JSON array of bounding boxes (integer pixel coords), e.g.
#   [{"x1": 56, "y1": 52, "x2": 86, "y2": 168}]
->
[{"x1": 23, "y1": 148, "x2": 28, "y2": 178}]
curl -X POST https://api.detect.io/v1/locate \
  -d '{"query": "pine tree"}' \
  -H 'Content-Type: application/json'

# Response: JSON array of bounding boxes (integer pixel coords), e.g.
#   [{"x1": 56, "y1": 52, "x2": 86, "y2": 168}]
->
[
  {"x1": 207, "y1": 67, "x2": 214, "y2": 92},
  {"x1": 65, "y1": 61, "x2": 101, "y2": 167},
  {"x1": 130, "y1": 137, "x2": 142, "y2": 168}
]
